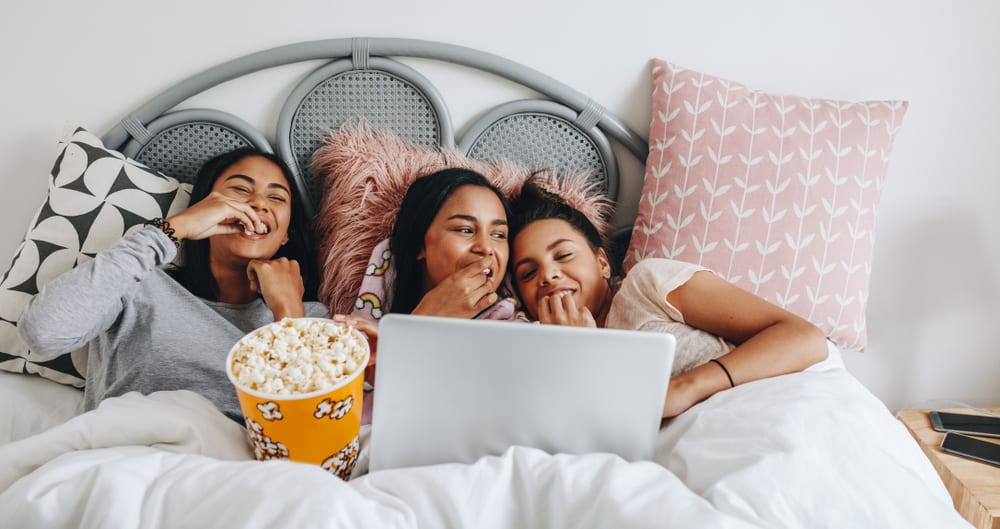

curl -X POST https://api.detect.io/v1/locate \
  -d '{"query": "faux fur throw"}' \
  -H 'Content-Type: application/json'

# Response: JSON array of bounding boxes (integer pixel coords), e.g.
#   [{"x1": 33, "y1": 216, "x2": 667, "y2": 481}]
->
[{"x1": 311, "y1": 123, "x2": 614, "y2": 315}]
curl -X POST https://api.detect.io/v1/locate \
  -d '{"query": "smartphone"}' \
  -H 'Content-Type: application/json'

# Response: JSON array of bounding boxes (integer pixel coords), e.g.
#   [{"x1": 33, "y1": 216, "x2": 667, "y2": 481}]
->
[
  {"x1": 940, "y1": 432, "x2": 1000, "y2": 468},
  {"x1": 928, "y1": 411, "x2": 1000, "y2": 438}
]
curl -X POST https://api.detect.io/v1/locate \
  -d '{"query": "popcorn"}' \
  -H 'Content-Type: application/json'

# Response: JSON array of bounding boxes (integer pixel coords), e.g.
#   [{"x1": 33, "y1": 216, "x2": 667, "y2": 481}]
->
[{"x1": 230, "y1": 318, "x2": 368, "y2": 395}]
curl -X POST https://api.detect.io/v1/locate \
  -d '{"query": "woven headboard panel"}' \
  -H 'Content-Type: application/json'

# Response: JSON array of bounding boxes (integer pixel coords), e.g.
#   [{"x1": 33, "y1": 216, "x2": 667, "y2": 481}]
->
[
  {"x1": 460, "y1": 99, "x2": 617, "y2": 199},
  {"x1": 120, "y1": 109, "x2": 273, "y2": 185},
  {"x1": 102, "y1": 37, "x2": 647, "y2": 232},
  {"x1": 275, "y1": 57, "x2": 449, "y2": 214}
]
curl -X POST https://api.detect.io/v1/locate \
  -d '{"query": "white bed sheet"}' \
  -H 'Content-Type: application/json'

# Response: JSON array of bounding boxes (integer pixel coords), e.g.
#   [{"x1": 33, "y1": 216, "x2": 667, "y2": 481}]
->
[
  {"x1": 0, "y1": 370, "x2": 82, "y2": 444},
  {"x1": 0, "y1": 363, "x2": 972, "y2": 529}
]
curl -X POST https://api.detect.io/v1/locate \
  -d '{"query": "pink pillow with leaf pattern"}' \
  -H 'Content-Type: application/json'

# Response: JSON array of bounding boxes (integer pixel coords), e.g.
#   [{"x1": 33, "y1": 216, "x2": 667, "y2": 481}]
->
[{"x1": 625, "y1": 59, "x2": 908, "y2": 351}]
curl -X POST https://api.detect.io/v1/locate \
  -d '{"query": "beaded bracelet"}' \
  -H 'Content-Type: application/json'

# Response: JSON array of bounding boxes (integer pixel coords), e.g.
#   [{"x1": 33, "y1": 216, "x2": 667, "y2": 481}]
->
[{"x1": 144, "y1": 217, "x2": 180, "y2": 248}]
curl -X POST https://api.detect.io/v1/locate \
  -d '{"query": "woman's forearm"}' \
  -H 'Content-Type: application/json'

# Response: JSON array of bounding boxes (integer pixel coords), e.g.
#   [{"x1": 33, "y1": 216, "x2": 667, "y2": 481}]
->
[
  {"x1": 711, "y1": 318, "x2": 827, "y2": 386},
  {"x1": 663, "y1": 319, "x2": 827, "y2": 418}
]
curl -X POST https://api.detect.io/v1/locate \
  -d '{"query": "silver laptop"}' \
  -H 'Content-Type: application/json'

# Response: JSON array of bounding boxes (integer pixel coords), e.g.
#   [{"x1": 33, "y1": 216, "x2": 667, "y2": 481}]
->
[{"x1": 368, "y1": 314, "x2": 675, "y2": 472}]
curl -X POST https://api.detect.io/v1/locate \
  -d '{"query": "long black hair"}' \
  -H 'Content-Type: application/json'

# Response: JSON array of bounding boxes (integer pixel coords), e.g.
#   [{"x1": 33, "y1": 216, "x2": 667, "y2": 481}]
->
[
  {"x1": 389, "y1": 168, "x2": 511, "y2": 314},
  {"x1": 166, "y1": 147, "x2": 318, "y2": 301}
]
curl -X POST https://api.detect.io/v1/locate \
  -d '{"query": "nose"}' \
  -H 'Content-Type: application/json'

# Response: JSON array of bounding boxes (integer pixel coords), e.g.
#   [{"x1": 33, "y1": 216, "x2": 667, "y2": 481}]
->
[
  {"x1": 470, "y1": 232, "x2": 495, "y2": 255},
  {"x1": 538, "y1": 261, "x2": 561, "y2": 285},
  {"x1": 247, "y1": 192, "x2": 269, "y2": 212}
]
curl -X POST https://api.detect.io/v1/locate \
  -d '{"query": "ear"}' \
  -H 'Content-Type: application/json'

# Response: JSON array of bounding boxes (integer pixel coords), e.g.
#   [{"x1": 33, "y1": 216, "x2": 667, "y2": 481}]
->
[
  {"x1": 596, "y1": 248, "x2": 612, "y2": 279},
  {"x1": 416, "y1": 246, "x2": 426, "y2": 262},
  {"x1": 281, "y1": 236, "x2": 289, "y2": 246}
]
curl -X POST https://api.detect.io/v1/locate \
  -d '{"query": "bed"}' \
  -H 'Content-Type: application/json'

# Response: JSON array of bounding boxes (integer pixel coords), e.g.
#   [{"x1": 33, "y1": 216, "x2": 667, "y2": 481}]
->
[{"x1": 0, "y1": 37, "x2": 972, "y2": 528}]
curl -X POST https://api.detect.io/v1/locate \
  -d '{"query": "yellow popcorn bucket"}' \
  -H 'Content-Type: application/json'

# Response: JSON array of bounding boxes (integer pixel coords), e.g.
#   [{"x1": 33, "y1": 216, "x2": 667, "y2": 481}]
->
[{"x1": 225, "y1": 318, "x2": 370, "y2": 480}]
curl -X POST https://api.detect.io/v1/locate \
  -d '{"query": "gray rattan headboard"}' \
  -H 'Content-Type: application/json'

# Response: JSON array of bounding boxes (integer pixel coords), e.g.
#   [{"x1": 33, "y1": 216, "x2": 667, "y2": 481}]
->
[{"x1": 103, "y1": 37, "x2": 648, "y2": 258}]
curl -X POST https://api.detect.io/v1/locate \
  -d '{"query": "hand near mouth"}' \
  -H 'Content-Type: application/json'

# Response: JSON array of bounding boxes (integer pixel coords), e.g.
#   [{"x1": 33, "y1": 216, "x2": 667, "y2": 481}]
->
[
  {"x1": 164, "y1": 191, "x2": 268, "y2": 241},
  {"x1": 412, "y1": 253, "x2": 503, "y2": 319},
  {"x1": 538, "y1": 290, "x2": 596, "y2": 328}
]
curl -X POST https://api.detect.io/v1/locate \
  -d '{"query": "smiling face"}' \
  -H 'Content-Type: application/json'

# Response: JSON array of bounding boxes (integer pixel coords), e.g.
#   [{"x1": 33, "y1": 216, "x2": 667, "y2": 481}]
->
[
  {"x1": 208, "y1": 155, "x2": 293, "y2": 264},
  {"x1": 418, "y1": 185, "x2": 509, "y2": 291},
  {"x1": 512, "y1": 218, "x2": 612, "y2": 320}
]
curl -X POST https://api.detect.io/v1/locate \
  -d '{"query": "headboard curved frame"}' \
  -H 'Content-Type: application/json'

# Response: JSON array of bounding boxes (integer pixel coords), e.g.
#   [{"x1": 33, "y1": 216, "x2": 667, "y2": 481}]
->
[{"x1": 100, "y1": 37, "x2": 648, "y2": 230}]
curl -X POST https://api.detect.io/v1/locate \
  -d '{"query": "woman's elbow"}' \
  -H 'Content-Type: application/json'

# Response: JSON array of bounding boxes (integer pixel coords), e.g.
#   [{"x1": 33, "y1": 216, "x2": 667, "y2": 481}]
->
[
  {"x1": 17, "y1": 305, "x2": 46, "y2": 352},
  {"x1": 794, "y1": 319, "x2": 829, "y2": 364},
  {"x1": 17, "y1": 302, "x2": 74, "y2": 357}
]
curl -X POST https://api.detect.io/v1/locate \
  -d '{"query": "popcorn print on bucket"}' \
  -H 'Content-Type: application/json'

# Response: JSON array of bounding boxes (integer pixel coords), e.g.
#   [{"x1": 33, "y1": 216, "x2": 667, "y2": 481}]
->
[
  {"x1": 314, "y1": 394, "x2": 354, "y2": 420},
  {"x1": 322, "y1": 436, "x2": 360, "y2": 480},
  {"x1": 256, "y1": 401, "x2": 283, "y2": 421},
  {"x1": 245, "y1": 417, "x2": 289, "y2": 460}
]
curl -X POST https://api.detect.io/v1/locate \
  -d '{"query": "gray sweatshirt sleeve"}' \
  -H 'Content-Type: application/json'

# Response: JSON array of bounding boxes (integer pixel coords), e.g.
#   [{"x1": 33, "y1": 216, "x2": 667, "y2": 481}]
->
[{"x1": 18, "y1": 226, "x2": 177, "y2": 358}]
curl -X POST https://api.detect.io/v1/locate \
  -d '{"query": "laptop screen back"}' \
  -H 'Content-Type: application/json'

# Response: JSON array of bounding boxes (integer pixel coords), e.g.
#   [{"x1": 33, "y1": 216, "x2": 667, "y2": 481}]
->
[{"x1": 369, "y1": 314, "x2": 675, "y2": 471}]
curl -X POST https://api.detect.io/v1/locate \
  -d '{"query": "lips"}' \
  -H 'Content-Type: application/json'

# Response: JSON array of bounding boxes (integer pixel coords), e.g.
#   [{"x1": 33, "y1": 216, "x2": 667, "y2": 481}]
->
[
  {"x1": 459, "y1": 258, "x2": 502, "y2": 277},
  {"x1": 541, "y1": 286, "x2": 576, "y2": 299},
  {"x1": 241, "y1": 220, "x2": 272, "y2": 239}
]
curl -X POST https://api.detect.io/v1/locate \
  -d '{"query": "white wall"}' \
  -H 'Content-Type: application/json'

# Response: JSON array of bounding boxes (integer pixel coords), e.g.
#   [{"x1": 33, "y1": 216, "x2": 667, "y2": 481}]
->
[{"x1": 2, "y1": 0, "x2": 998, "y2": 411}]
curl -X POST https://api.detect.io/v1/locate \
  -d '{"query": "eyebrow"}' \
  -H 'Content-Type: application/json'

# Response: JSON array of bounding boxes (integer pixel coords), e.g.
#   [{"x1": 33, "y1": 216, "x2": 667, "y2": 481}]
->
[
  {"x1": 225, "y1": 174, "x2": 291, "y2": 195},
  {"x1": 446, "y1": 214, "x2": 508, "y2": 226},
  {"x1": 514, "y1": 238, "x2": 572, "y2": 269}
]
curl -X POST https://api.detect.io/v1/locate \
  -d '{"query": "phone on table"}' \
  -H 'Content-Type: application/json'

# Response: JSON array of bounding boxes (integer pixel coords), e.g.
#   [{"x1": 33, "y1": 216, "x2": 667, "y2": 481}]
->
[
  {"x1": 928, "y1": 410, "x2": 1000, "y2": 438},
  {"x1": 940, "y1": 432, "x2": 1000, "y2": 468}
]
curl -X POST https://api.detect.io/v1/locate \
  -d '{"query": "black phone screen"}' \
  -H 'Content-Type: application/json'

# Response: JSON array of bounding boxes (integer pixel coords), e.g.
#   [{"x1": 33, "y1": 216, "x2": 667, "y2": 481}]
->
[
  {"x1": 929, "y1": 411, "x2": 1000, "y2": 437},
  {"x1": 940, "y1": 432, "x2": 1000, "y2": 467}
]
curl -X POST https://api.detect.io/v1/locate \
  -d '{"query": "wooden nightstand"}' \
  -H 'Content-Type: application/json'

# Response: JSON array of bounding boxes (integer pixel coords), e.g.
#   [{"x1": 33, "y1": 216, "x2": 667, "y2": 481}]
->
[{"x1": 896, "y1": 409, "x2": 1000, "y2": 529}]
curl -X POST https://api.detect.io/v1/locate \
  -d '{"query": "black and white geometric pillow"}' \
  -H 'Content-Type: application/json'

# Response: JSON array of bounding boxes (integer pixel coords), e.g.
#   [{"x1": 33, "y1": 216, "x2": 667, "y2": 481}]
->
[{"x1": 0, "y1": 126, "x2": 192, "y2": 387}]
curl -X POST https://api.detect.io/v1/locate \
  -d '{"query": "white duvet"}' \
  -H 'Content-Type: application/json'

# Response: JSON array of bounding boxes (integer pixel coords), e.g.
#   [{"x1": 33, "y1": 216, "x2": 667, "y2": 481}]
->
[{"x1": 0, "y1": 369, "x2": 973, "y2": 529}]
